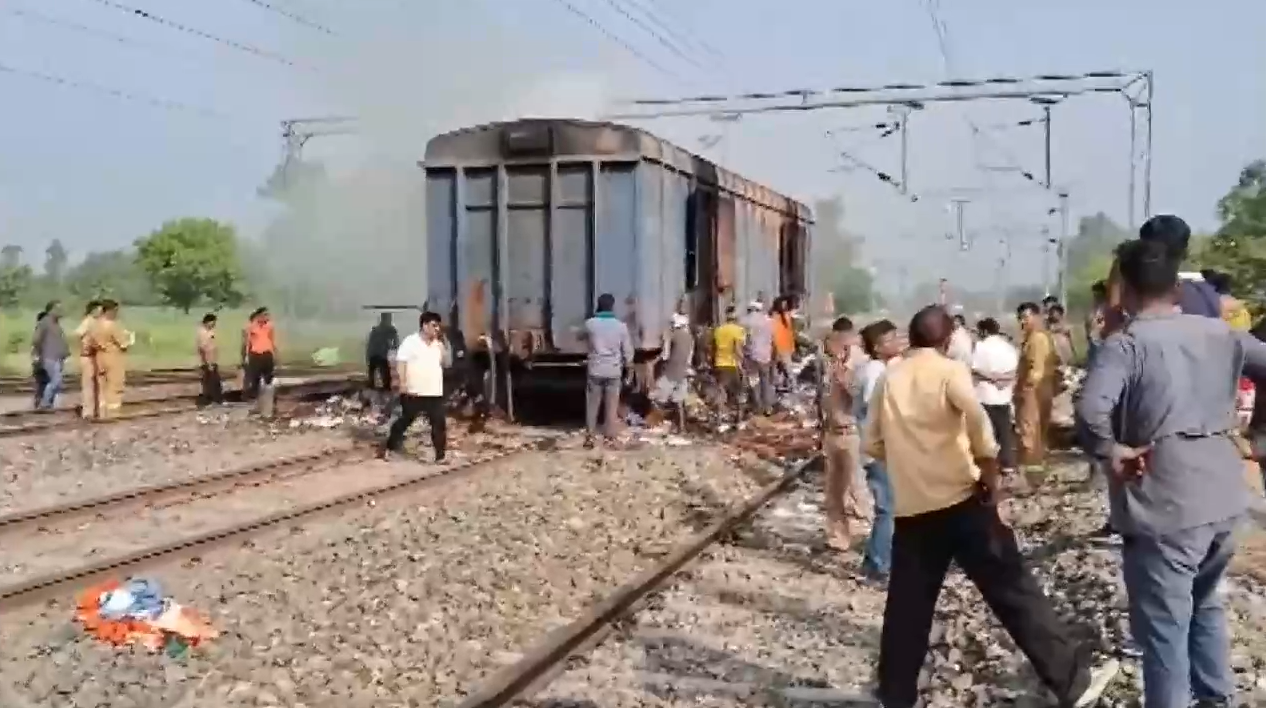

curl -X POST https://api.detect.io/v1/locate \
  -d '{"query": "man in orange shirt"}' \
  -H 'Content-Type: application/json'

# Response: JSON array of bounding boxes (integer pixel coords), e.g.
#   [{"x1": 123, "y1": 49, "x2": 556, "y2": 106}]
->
[
  {"x1": 242, "y1": 307, "x2": 277, "y2": 400},
  {"x1": 771, "y1": 296, "x2": 797, "y2": 389}
]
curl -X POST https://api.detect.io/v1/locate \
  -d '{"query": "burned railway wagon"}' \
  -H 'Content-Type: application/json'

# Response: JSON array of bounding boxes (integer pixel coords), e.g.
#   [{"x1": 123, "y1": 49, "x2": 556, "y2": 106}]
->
[{"x1": 423, "y1": 118, "x2": 815, "y2": 412}]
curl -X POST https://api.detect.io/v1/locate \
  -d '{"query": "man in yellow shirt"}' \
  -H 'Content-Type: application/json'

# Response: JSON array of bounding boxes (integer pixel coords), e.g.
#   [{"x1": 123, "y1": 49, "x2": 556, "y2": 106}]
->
[
  {"x1": 863, "y1": 305, "x2": 1117, "y2": 708},
  {"x1": 711, "y1": 306, "x2": 746, "y2": 424},
  {"x1": 86, "y1": 299, "x2": 133, "y2": 420}
]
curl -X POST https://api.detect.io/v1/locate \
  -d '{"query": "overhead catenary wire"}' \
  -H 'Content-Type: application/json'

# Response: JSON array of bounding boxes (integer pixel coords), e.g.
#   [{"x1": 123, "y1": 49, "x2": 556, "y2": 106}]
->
[
  {"x1": 0, "y1": 62, "x2": 227, "y2": 118},
  {"x1": 237, "y1": 0, "x2": 337, "y2": 36},
  {"x1": 544, "y1": 0, "x2": 677, "y2": 80},
  {"x1": 83, "y1": 0, "x2": 307, "y2": 69},
  {"x1": 615, "y1": 0, "x2": 718, "y2": 69},
  {"x1": 4, "y1": 5, "x2": 200, "y2": 62},
  {"x1": 640, "y1": 0, "x2": 725, "y2": 62},
  {"x1": 600, "y1": 0, "x2": 704, "y2": 70}
]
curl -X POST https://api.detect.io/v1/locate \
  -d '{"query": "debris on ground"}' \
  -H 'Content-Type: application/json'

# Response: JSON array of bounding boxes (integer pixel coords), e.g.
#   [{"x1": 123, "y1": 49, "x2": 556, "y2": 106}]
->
[{"x1": 75, "y1": 577, "x2": 218, "y2": 654}]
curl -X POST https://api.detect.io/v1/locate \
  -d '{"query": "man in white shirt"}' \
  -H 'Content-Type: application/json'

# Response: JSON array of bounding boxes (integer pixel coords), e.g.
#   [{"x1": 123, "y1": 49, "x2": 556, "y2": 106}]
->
[
  {"x1": 971, "y1": 317, "x2": 1019, "y2": 474},
  {"x1": 855, "y1": 318, "x2": 904, "y2": 582},
  {"x1": 379, "y1": 311, "x2": 452, "y2": 463},
  {"x1": 947, "y1": 313, "x2": 974, "y2": 368}
]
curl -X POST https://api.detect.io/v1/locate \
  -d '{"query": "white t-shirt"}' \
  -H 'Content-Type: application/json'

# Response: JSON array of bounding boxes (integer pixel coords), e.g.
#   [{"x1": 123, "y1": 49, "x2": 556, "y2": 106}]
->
[
  {"x1": 947, "y1": 327, "x2": 974, "y2": 368},
  {"x1": 970, "y1": 334, "x2": 1019, "y2": 406},
  {"x1": 396, "y1": 333, "x2": 447, "y2": 397}
]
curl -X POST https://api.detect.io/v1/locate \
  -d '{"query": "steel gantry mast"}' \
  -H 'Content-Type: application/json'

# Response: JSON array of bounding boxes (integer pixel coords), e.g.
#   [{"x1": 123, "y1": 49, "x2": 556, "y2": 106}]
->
[
  {"x1": 260, "y1": 116, "x2": 359, "y2": 197},
  {"x1": 605, "y1": 69, "x2": 1155, "y2": 304}
]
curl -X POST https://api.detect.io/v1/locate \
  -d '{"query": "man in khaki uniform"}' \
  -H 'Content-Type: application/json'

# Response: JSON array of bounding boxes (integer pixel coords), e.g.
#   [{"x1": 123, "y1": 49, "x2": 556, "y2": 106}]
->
[
  {"x1": 73, "y1": 300, "x2": 103, "y2": 419},
  {"x1": 1015, "y1": 301, "x2": 1059, "y2": 474},
  {"x1": 822, "y1": 316, "x2": 863, "y2": 551},
  {"x1": 87, "y1": 299, "x2": 133, "y2": 420}
]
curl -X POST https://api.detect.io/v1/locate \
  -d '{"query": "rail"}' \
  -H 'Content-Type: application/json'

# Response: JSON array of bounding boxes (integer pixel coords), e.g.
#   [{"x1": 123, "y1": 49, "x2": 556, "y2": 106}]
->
[
  {"x1": 0, "y1": 437, "x2": 567, "y2": 612},
  {"x1": 0, "y1": 375, "x2": 360, "y2": 438},
  {"x1": 456, "y1": 451, "x2": 821, "y2": 708}
]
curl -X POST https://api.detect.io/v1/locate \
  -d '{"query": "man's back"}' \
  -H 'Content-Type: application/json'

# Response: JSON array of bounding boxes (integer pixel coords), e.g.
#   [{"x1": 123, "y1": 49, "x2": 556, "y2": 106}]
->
[
  {"x1": 972, "y1": 335, "x2": 1018, "y2": 404},
  {"x1": 712, "y1": 323, "x2": 744, "y2": 368},
  {"x1": 584, "y1": 315, "x2": 631, "y2": 378},
  {"x1": 367, "y1": 323, "x2": 398, "y2": 357},
  {"x1": 865, "y1": 349, "x2": 997, "y2": 517},
  {"x1": 1080, "y1": 312, "x2": 1249, "y2": 536},
  {"x1": 744, "y1": 313, "x2": 774, "y2": 363}
]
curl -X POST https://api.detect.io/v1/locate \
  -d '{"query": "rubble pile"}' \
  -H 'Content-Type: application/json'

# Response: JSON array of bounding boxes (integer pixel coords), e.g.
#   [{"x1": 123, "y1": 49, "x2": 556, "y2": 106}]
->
[{"x1": 0, "y1": 444, "x2": 774, "y2": 707}]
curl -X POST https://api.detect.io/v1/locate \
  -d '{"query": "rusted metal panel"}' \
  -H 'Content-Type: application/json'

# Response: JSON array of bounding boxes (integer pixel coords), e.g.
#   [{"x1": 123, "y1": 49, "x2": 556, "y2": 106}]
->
[
  {"x1": 596, "y1": 163, "x2": 640, "y2": 343},
  {"x1": 425, "y1": 170, "x2": 456, "y2": 321},
  {"x1": 715, "y1": 195, "x2": 736, "y2": 311},
  {"x1": 423, "y1": 118, "x2": 817, "y2": 359},
  {"x1": 457, "y1": 168, "x2": 497, "y2": 351}
]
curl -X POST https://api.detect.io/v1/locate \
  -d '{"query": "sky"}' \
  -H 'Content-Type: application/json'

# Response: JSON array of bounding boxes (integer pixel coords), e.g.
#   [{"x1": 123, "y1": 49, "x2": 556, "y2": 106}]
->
[{"x1": 0, "y1": 0, "x2": 1262, "y2": 300}]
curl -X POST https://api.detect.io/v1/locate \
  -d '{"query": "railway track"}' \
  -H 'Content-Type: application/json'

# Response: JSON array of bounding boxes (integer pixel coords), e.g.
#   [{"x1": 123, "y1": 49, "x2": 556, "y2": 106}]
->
[
  {"x1": 0, "y1": 365, "x2": 354, "y2": 396},
  {"x1": 0, "y1": 432, "x2": 572, "y2": 612},
  {"x1": 0, "y1": 374, "x2": 360, "y2": 438},
  {"x1": 457, "y1": 449, "x2": 824, "y2": 708}
]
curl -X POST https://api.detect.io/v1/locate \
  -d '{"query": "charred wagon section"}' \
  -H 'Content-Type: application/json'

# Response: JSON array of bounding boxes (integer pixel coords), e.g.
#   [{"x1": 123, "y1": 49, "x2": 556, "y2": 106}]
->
[{"x1": 422, "y1": 118, "x2": 815, "y2": 411}]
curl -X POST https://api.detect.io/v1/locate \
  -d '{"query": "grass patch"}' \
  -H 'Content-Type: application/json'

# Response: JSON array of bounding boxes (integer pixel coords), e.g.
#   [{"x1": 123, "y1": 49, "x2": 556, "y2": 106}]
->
[{"x1": 1, "y1": 307, "x2": 368, "y2": 375}]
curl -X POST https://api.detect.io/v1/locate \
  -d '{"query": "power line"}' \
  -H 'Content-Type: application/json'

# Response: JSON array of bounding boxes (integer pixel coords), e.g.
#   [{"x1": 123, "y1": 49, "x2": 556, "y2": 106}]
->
[
  {"x1": 238, "y1": 0, "x2": 336, "y2": 36},
  {"x1": 84, "y1": 0, "x2": 306, "y2": 69},
  {"x1": 600, "y1": 0, "x2": 703, "y2": 70},
  {"x1": 616, "y1": 0, "x2": 717, "y2": 69},
  {"x1": 544, "y1": 0, "x2": 677, "y2": 79},
  {"x1": 640, "y1": 0, "x2": 725, "y2": 62},
  {"x1": 2, "y1": 5, "x2": 188, "y2": 61},
  {"x1": 0, "y1": 62, "x2": 227, "y2": 118}
]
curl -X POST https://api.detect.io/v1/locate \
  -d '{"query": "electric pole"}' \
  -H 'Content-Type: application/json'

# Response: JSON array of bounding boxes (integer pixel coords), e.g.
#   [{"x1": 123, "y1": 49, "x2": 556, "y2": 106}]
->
[
  {"x1": 1057, "y1": 190, "x2": 1070, "y2": 305},
  {"x1": 949, "y1": 198, "x2": 970, "y2": 251}
]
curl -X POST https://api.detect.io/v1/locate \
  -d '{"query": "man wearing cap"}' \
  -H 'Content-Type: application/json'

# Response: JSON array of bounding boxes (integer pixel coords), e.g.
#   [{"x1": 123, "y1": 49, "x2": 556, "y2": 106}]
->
[
  {"x1": 1103, "y1": 215, "x2": 1221, "y2": 336},
  {"x1": 743, "y1": 299, "x2": 776, "y2": 416},
  {"x1": 650, "y1": 312, "x2": 694, "y2": 430}
]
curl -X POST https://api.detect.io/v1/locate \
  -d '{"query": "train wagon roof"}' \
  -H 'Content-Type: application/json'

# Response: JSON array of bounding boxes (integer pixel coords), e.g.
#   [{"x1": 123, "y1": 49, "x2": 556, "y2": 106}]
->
[{"x1": 422, "y1": 118, "x2": 812, "y2": 221}]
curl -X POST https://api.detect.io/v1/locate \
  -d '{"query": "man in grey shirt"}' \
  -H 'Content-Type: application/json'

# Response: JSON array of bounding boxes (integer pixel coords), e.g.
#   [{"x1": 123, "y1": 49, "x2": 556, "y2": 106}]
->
[
  {"x1": 31, "y1": 300, "x2": 69, "y2": 411},
  {"x1": 650, "y1": 312, "x2": 694, "y2": 431},
  {"x1": 743, "y1": 300, "x2": 776, "y2": 416},
  {"x1": 582, "y1": 292, "x2": 633, "y2": 447},
  {"x1": 1077, "y1": 239, "x2": 1266, "y2": 708}
]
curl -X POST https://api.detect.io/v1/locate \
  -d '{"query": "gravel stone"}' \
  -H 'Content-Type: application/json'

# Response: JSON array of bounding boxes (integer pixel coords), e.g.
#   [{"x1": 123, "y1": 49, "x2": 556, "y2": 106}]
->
[
  {"x1": 0, "y1": 442, "x2": 768, "y2": 707},
  {"x1": 531, "y1": 458, "x2": 1266, "y2": 708}
]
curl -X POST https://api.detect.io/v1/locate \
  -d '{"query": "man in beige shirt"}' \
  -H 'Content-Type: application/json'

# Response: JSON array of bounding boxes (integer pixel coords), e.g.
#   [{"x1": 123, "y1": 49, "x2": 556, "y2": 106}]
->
[
  {"x1": 821, "y1": 316, "x2": 863, "y2": 551},
  {"x1": 863, "y1": 305, "x2": 1116, "y2": 708}
]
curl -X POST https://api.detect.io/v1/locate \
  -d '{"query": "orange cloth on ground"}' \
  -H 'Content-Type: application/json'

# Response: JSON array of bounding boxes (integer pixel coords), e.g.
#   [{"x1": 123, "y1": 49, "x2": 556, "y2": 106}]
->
[
  {"x1": 75, "y1": 579, "x2": 218, "y2": 652},
  {"x1": 247, "y1": 320, "x2": 275, "y2": 354},
  {"x1": 772, "y1": 314, "x2": 795, "y2": 356}
]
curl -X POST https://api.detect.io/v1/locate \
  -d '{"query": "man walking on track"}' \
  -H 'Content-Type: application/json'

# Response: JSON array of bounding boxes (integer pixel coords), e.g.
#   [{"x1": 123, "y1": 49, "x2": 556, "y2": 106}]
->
[
  {"x1": 380, "y1": 311, "x2": 451, "y2": 463},
  {"x1": 86, "y1": 300, "x2": 133, "y2": 421},
  {"x1": 196, "y1": 313, "x2": 223, "y2": 407},
  {"x1": 1078, "y1": 239, "x2": 1266, "y2": 708},
  {"x1": 711, "y1": 306, "x2": 747, "y2": 425},
  {"x1": 581, "y1": 293, "x2": 633, "y2": 448},
  {"x1": 74, "y1": 300, "x2": 102, "y2": 419},
  {"x1": 864, "y1": 305, "x2": 1117, "y2": 708}
]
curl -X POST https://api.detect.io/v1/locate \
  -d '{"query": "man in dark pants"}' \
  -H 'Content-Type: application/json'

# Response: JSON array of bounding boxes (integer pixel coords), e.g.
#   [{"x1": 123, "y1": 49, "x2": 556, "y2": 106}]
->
[
  {"x1": 972, "y1": 317, "x2": 1019, "y2": 475},
  {"x1": 242, "y1": 307, "x2": 277, "y2": 400},
  {"x1": 863, "y1": 305, "x2": 1117, "y2": 708},
  {"x1": 380, "y1": 311, "x2": 451, "y2": 463},
  {"x1": 196, "y1": 313, "x2": 224, "y2": 406},
  {"x1": 365, "y1": 312, "x2": 399, "y2": 391},
  {"x1": 581, "y1": 293, "x2": 633, "y2": 448}
]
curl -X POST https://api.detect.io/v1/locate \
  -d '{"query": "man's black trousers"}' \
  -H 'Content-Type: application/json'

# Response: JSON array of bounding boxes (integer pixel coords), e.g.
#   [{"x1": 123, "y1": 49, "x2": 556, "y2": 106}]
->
[
  {"x1": 878, "y1": 495, "x2": 1093, "y2": 708},
  {"x1": 983, "y1": 403, "x2": 1017, "y2": 469},
  {"x1": 199, "y1": 364, "x2": 224, "y2": 406},
  {"x1": 385, "y1": 394, "x2": 446, "y2": 459},
  {"x1": 367, "y1": 355, "x2": 392, "y2": 391},
  {"x1": 245, "y1": 351, "x2": 275, "y2": 399}
]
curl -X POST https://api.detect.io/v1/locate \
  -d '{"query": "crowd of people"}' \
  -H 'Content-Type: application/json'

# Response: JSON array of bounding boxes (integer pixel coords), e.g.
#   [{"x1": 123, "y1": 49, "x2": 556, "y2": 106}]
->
[{"x1": 832, "y1": 213, "x2": 1265, "y2": 708}]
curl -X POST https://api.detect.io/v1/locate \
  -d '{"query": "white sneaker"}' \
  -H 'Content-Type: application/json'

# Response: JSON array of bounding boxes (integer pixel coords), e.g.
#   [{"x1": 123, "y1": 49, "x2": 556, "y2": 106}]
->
[{"x1": 1073, "y1": 658, "x2": 1120, "y2": 708}]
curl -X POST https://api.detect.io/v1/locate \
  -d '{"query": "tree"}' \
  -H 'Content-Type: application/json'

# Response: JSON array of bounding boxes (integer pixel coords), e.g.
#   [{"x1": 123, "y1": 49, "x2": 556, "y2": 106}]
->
[
  {"x1": 43, "y1": 239, "x2": 68, "y2": 284},
  {"x1": 134, "y1": 218, "x2": 246, "y2": 312},
  {"x1": 0, "y1": 245, "x2": 23, "y2": 270},
  {"x1": 1192, "y1": 160, "x2": 1266, "y2": 310},
  {"x1": 65, "y1": 249, "x2": 155, "y2": 304},
  {"x1": 0, "y1": 264, "x2": 33, "y2": 308}
]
